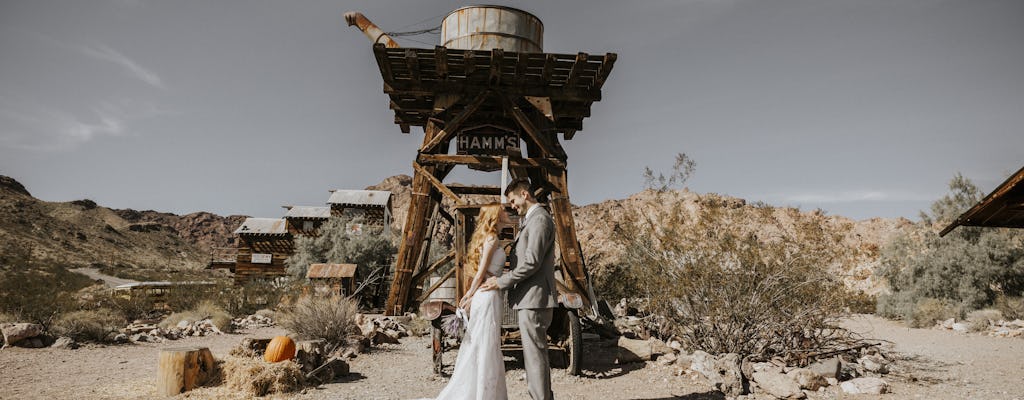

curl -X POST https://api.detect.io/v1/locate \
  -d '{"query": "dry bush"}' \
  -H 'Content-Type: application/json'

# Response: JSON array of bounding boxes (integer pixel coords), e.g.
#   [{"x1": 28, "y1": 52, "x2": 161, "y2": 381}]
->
[
  {"x1": 966, "y1": 309, "x2": 1003, "y2": 332},
  {"x1": 255, "y1": 308, "x2": 277, "y2": 319},
  {"x1": 0, "y1": 261, "x2": 93, "y2": 327},
  {"x1": 280, "y1": 295, "x2": 358, "y2": 346},
  {"x1": 911, "y1": 298, "x2": 960, "y2": 328},
  {"x1": 52, "y1": 308, "x2": 124, "y2": 342},
  {"x1": 222, "y1": 356, "x2": 305, "y2": 396},
  {"x1": 404, "y1": 315, "x2": 432, "y2": 337},
  {"x1": 994, "y1": 295, "x2": 1024, "y2": 320},
  {"x1": 159, "y1": 300, "x2": 232, "y2": 331},
  {"x1": 616, "y1": 194, "x2": 857, "y2": 363},
  {"x1": 0, "y1": 311, "x2": 19, "y2": 324}
]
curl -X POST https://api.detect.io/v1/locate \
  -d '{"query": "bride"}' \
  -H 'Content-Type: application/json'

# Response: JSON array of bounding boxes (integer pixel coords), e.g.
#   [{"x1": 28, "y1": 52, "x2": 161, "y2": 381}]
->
[{"x1": 428, "y1": 203, "x2": 512, "y2": 400}]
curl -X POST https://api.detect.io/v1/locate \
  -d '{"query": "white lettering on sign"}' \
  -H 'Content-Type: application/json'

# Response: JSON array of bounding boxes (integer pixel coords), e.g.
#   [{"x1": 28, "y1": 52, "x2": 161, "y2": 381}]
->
[
  {"x1": 251, "y1": 253, "x2": 272, "y2": 264},
  {"x1": 456, "y1": 125, "x2": 519, "y2": 156}
]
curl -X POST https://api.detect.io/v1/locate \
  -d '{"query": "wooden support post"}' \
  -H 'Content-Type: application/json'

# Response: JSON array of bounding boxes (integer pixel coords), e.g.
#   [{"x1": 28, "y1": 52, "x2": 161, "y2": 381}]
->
[
  {"x1": 412, "y1": 250, "x2": 455, "y2": 290},
  {"x1": 157, "y1": 347, "x2": 215, "y2": 396},
  {"x1": 412, "y1": 162, "x2": 465, "y2": 206},
  {"x1": 546, "y1": 169, "x2": 589, "y2": 306},
  {"x1": 419, "y1": 91, "x2": 490, "y2": 153}
]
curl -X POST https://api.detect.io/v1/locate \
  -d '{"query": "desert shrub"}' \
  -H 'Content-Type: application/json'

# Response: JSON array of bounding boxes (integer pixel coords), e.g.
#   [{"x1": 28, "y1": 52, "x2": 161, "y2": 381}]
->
[
  {"x1": 966, "y1": 309, "x2": 1003, "y2": 332},
  {"x1": 285, "y1": 216, "x2": 396, "y2": 281},
  {"x1": 91, "y1": 290, "x2": 156, "y2": 322},
  {"x1": 878, "y1": 174, "x2": 1024, "y2": 321},
  {"x1": 910, "y1": 298, "x2": 960, "y2": 328},
  {"x1": 223, "y1": 280, "x2": 294, "y2": 316},
  {"x1": 616, "y1": 194, "x2": 854, "y2": 362},
  {"x1": 159, "y1": 300, "x2": 232, "y2": 331},
  {"x1": 994, "y1": 295, "x2": 1024, "y2": 320},
  {"x1": 404, "y1": 315, "x2": 432, "y2": 337},
  {"x1": 0, "y1": 311, "x2": 20, "y2": 324},
  {"x1": 280, "y1": 295, "x2": 358, "y2": 346},
  {"x1": 0, "y1": 261, "x2": 94, "y2": 327},
  {"x1": 52, "y1": 308, "x2": 124, "y2": 342}
]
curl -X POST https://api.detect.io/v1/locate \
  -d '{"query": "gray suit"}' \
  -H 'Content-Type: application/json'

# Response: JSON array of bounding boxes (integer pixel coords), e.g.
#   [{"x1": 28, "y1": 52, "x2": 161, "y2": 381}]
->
[{"x1": 496, "y1": 205, "x2": 557, "y2": 400}]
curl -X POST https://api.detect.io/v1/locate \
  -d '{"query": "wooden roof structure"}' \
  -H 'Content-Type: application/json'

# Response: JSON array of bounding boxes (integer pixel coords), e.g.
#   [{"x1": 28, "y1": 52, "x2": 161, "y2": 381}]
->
[
  {"x1": 233, "y1": 218, "x2": 288, "y2": 235},
  {"x1": 372, "y1": 44, "x2": 616, "y2": 140},
  {"x1": 283, "y1": 206, "x2": 330, "y2": 219},
  {"x1": 940, "y1": 166, "x2": 1024, "y2": 236},
  {"x1": 307, "y1": 263, "x2": 358, "y2": 279}
]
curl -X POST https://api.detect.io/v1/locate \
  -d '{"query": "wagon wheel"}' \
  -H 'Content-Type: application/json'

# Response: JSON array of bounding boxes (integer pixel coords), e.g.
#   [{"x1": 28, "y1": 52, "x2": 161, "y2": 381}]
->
[
  {"x1": 432, "y1": 325, "x2": 444, "y2": 375},
  {"x1": 566, "y1": 310, "x2": 582, "y2": 376}
]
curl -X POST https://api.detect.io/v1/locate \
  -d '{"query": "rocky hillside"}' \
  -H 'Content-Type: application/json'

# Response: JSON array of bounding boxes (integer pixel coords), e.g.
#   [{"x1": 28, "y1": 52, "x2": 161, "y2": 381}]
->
[{"x1": 0, "y1": 175, "x2": 245, "y2": 271}]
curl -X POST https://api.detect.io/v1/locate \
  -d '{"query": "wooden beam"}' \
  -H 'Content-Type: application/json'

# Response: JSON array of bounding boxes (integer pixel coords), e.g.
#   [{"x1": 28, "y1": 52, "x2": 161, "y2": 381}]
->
[
  {"x1": 542, "y1": 53, "x2": 555, "y2": 83},
  {"x1": 405, "y1": 49, "x2": 420, "y2": 84},
  {"x1": 416, "y1": 154, "x2": 564, "y2": 169},
  {"x1": 386, "y1": 81, "x2": 601, "y2": 103},
  {"x1": 489, "y1": 48, "x2": 503, "y2": 86},
  {"x1": 463, "y1": 50, "x2": 476, "y2": 77},
  {"x1": 447, "y1": 184, "x2": 500, "y2": 196},
  {"x1": 566, "y1": 52, "x2": 587, "y2": 88},
  {"x1": 417, "y1": 265, "x2": 456, "y2": 302},
  {"x1": 411, "y1": 250, "x2": 455, "y2": 289},
  {"x1": 515, "y1": 52, "x2": 529, "y2": 86},
  {"x1": 373, "y1": 44, "x2": 394, "y2": 86},
  {"x1": 502, "y1": 95, "x2": 565, "y2": 160},
  {"x1": 434, "y1": 46, "x2": 448, "y2": 79},
  {"x1": 594, "y1": 53, "x2": 617, "y2": 88},
  {"x1": 412, "y1": 162, "x2": 465, "y2": 206},
  {"x1": 419, "y1": 91, "x2": 490, "y2": 153}
]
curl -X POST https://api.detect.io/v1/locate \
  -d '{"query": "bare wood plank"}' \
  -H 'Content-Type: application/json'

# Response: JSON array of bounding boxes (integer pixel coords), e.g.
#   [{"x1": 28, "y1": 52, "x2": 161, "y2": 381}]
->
[
  {"x1": 434, "y1": 46, "x2": 448, "y2": 79},
  {"x1": 542, "y1": 54, "x2": 556, "y2": 83},
  {"x1": 419, "y1": 90, "x2": 490, "y2": 153},
  {"x1": 412, "y1": 162, "x2": 465, "y2": 206},
  {"x1": 386, "y1": 81, "x2": 601, "y2": 103},
  {"x1": 405, "y1": 49, "x2": 420, "y2": 84},
  {"x1": 502, "y1": 95, "x2": 564, "y2": 160},
  {"x1": 411, "y1": 250, "x2": 455, "y2": 289},
  {"x1": 464, "y1": 50, "x2": 476, "y2": 77},
  {"x1": 447, "y1": 184, "x2": 500, "y2": 196},
  {"x1": 373, "y1": 44, "x2": 394, "y2": 85},
  {"x1": 594, "y1": 53, "x2": 617, "y2": 88},
  {"x1": 417, "y1": 265, "x2": 456, "y2": 302},
  {"x1": 515, "y1": 52, "x2": 529, "y2": 85},
  {"x1": 416, "y1": 154, "x2": 564, "y2": 169},
  {"x1": 566, "y1": 52, "x2": 587, "y2": 88},
  {"x1": 489, "y1": 49, "x2": 503, "y2": 86}
]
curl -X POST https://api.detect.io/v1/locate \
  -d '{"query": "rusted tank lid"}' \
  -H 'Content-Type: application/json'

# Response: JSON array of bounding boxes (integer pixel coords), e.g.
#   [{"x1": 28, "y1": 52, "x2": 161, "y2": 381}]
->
[
  {"x1": 445, "y1": 5, "x2": 544, "y2": 27},
  {"x1": 442, "y1": 5, "x2": 544, "y2": 53}
]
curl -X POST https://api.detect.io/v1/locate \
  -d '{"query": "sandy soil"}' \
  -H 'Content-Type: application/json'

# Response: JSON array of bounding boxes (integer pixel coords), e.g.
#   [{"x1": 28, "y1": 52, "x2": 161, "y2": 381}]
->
[{"x1": 1, "y1": 315, "x2": 1021, "y2": 400}]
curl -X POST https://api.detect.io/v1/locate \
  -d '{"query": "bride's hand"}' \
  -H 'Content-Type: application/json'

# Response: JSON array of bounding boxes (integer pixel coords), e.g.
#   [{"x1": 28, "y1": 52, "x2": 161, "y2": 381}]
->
[{"x1": 459, "y1": 296, "x2": 472, "y2": 309}]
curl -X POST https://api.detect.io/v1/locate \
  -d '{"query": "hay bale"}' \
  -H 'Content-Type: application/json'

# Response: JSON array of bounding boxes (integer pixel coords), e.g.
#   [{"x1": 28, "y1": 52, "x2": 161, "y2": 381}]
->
[{"x1": 222, "y1": 356, "x2": 305, "y2": 396}]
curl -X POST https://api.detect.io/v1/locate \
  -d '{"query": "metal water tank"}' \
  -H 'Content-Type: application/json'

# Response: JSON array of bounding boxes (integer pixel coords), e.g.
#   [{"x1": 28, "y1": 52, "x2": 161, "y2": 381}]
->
[{"x1": 441, "y1": 5, "x2": 543, "y2": 52}]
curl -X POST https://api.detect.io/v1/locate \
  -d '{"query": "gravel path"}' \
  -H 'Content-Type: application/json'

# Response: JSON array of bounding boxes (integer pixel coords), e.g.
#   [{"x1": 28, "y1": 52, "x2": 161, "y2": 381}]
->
[
  {"x1": 1, "y1": 315, "x2": 1021, "y2": 399},
  {"x1": 70, "y1": 267, "x2": 139, "y2": 287}
]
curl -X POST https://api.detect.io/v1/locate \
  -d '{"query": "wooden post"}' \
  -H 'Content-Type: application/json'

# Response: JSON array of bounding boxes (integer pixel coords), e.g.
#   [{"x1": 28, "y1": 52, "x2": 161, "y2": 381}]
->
[{"x1": 157, "y1": 347, "x2": 215, "y2": 396}]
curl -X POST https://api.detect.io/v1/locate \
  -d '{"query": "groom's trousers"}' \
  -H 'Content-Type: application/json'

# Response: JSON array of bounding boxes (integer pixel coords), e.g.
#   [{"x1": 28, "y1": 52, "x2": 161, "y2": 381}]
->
[{"x1": 518, "y1": 308, "x2": 554, "y2": 400}]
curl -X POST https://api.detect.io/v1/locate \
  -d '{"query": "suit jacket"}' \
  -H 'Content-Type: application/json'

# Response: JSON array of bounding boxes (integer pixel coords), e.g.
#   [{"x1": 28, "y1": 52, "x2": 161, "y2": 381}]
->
[{"x1": 496, "y1": 205, "x2": 558, "y2": 309}]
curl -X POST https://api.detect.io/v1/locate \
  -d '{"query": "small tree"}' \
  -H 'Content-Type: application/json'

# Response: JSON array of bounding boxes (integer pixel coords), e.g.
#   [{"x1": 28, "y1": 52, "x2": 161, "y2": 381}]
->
[
  {"x1": 285, "y1": 217, "x2": 397, "y2": 282},
  {"x1": 877, "y1": 173, "x2": 1024, "y2": 325}
]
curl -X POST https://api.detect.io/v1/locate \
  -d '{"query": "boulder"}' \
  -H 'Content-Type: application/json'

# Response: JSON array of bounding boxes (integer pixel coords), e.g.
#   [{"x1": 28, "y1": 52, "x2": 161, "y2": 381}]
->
[
  {"x1": 786, "y1": 368, "x2": 827, "y2": 391},
  {"x1": 657, "y1": 352, "x2": 678, "y2": 366},
  {"x1": 51, "y1": 336, "x2": 78, "y2": 349},
  {"x1": 1, "y1": 323, "x2": 44, "y2": 346},
  {"x1": 752, "y1": 371, "x2": 805, "y2": 399},
  {"x1": 690, "y1": 352, "x2": 745, "y2": 397},
  {"x1": 857, "y1": 354, "x2": 888, "y2": 374},
  {"x1": 616, "y1": 337, "x2": 654, "y2": 363},
  {"x1": 840, "y1": 377, "x2": 888, "y2": 394},
  {"x1": 951, "y1": 322, "x2": 969, "y2": 333},
  {"x1": 807, "y1": 357, "x2": 840, "y2": 378}
]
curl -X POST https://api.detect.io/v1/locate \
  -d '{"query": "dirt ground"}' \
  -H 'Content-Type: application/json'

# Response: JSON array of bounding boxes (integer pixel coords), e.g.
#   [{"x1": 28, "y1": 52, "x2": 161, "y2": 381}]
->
[{"x1": 1, "y1": 315, "x2": 1021, "y2": 400}]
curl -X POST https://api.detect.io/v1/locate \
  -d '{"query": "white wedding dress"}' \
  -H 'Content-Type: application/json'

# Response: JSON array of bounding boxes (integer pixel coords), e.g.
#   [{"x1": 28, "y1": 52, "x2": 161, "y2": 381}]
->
[{"x1": 427, "y1": 237, "x2": 507, "y2": 400}]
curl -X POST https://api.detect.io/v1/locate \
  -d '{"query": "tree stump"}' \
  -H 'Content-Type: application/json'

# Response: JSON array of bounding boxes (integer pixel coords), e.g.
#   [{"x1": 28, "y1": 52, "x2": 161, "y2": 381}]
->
[{"x1": 157, "y1": 346, "x2": 215, "y2": 396}]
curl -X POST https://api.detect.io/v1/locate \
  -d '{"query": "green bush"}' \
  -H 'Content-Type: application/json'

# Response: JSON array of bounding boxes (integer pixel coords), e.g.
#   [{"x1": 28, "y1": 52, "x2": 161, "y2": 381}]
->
[
  {"x1": 285, "y1": 216, "x2": 396, "y2": 281},
  {"x1": 911, "y1": 298, "x2": 960, "y2": 328},
  {"x1": 994, "y1": 295, "x2": 1024, "y2": 320},
  {"x1": 280, "y1": 295, "x2": 359, "y2": 346},
  {"x1": 966, "y1": 309, "x2": 1003, "y2": 332},
  {"x1": 52, "y1": 308, "x2": 124, "y2": 342},
  {"x1": 879, "y1": 174, "x2": 1024, "y2": 322}
]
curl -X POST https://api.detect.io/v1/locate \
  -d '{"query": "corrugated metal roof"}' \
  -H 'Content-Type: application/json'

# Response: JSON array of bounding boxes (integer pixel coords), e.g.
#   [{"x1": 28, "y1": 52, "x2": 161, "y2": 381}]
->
[
  {"x1": 327, "y1": 190, "x2": 392, "y2": 207},
  {"x1": 234, "y1": 218, "x2": 288, "y2": 235},
  {"x1": 284, "y1": 206, "x2": 330, "y2": 219},
  {"x1": 941, "y1": 165, "x2": 1024, "y2": 236},
  {"x1": 307, "y1": 263, "x2": 358, "y2": 279}
]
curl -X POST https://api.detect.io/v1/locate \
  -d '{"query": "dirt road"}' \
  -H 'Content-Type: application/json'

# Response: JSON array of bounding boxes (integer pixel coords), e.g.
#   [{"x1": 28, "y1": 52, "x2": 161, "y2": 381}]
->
[
  {"x1": 1, "y1": 315, "x2": 1021, "y2": 399},
  {"x1": 70, "y1": 267, "x2": 139, "y2": 288}
]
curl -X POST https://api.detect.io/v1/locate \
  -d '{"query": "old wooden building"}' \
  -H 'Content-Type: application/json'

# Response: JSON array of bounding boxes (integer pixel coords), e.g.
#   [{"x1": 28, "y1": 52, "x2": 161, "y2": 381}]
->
[
  {"x1": 327, "y1": 189, "x2": 392, "y2": 227},
  {"x1": 283, "y1": 205, "x2": 330, "y2": 236},
  {"x1": 306, "y1": 263, "x2": 358, "y2": 296},
  {"x1": 233, "y1": 218, "x2": 293, "y2": 284}
]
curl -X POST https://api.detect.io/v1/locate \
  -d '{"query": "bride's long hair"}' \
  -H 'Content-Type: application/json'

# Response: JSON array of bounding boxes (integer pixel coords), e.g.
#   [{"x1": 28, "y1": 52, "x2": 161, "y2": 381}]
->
[{"x1": 464, "y1": 204, "x2": 504, "y2": 288}]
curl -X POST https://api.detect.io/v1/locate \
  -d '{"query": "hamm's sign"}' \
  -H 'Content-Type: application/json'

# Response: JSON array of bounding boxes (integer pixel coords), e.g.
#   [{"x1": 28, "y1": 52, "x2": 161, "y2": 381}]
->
[{"x1": 456, "y1": 125, "x2": 520, "y2": 156}]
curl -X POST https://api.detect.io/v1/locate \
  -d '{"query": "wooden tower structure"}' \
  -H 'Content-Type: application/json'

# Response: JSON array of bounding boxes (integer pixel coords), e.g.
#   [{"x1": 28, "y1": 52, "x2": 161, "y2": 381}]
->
[{"x1": 348, "y1": 10, "x2": 616, "y2": 316}]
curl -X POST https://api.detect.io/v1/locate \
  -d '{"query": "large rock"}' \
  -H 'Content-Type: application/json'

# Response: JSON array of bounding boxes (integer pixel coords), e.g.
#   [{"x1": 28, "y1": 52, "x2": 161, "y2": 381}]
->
[
  {"x1": 50, "y1": 336, "x2": 78, "y2": 349},
  {"x1": 752, "y1": 371, "x2": 805, "y2": 399},
  {"x1": 786, "y1": 368, "x2": 827, "y2": 391},
  {"x1": 807, "y1": 357, "x2": 841, "y2": 378},
  {"x1": 857, "y1": 354, "x2": 889, "y2": 373},
  {"x1": 1, "y1": 323, "x2": 44, "y2": 346},
  {"x1": 840, "y1": 377, "x2": 889, "y2": 394},
  {"x1": 690, "y1": 351, "x2": 745, "y2": 397}
]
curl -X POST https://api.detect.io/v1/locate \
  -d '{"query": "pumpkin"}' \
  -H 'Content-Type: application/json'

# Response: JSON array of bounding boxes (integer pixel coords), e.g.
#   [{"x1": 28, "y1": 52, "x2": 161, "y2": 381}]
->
[{"x1": 264, "y1": 336, "x2": 296, "y2": 363}]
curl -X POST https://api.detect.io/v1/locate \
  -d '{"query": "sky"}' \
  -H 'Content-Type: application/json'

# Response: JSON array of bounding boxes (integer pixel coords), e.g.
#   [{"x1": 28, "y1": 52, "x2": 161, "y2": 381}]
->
[{"x1": 1, "y1": 0, "x2": 1022, "y2": 221}]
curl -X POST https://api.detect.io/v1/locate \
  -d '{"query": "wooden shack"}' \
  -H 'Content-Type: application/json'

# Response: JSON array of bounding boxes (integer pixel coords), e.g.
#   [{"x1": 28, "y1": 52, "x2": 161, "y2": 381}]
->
[
  {"x1": 306, "y1": 263, "x2": 358, "y2": 296},
  {"x1": 327, "y1": 190, "x2": 392, "y2": 227},
  {"x1": 233, "y1": 218, "x2": 293, "y2": 284},
  {"x1": 283, "y1": 205, "x2": 330, "y2": 236}
]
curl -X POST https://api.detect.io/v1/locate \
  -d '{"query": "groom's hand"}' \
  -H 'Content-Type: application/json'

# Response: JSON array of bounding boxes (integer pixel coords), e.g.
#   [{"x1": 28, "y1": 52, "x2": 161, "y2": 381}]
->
[{"x1": 478, "y1": 277, "x2": 499, "y2": 291}]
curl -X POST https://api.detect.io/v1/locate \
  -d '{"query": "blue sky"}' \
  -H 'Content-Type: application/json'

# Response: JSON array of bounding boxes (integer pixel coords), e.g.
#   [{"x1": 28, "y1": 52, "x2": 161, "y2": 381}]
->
[{"x1": 2, "y1": 0, "x2": 1022, "y2": 220}]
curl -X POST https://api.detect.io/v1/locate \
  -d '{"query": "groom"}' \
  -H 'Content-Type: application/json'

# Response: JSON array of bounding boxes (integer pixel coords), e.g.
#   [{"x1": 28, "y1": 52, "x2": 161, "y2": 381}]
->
[{"x1": 480, "y1": 178, "x2": 558, "y2": 400}]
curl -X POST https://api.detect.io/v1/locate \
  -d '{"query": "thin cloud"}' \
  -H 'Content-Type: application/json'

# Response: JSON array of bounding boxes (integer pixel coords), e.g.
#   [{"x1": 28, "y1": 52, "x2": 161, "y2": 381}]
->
[
  {"x1": 0, "y1": 100, "x2": 171, "y2": 151},
  {"x1": 77, "y1": 44, "x2": 166, "y2": 89}
]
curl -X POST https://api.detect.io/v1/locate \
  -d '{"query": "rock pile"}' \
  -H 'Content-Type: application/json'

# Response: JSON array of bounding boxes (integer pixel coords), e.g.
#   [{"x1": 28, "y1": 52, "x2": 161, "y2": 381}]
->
[
  {"x1": 936, "y1": 317, "x2": 1024, "y2": 337},
  {"x1": 232, "y1": 313, "x2": 276, "y2": 330},
  {"x1": 120, "y1": 318, "x2": 224, "y2": 343},
  {"x1": 356, "y1": 314, "x2": 411, "y2": 345},
  {"x1": 1, "y1": 323, "x2": 46, "y2": 348}
]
